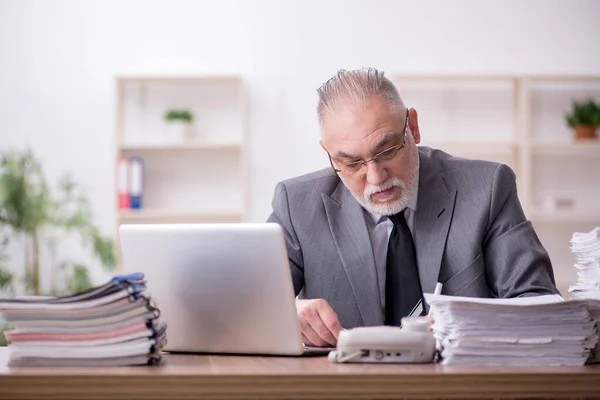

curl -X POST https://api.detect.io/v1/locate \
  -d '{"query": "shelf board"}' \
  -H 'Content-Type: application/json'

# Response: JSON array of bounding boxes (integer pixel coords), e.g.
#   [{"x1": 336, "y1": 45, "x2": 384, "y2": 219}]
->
[
  {"x1": 117, "y1": 74, "x2": 242, "y2": 83},
  {"x1": 529, "y1": 140, "x2": 600, "y2": 157},
  {"x1": 526, "y1": 75, "x2": 600, "y2": 82},
  {"x1": 119, "y1": 142, "x2": 242, "y2": 152},
  {"x1": 119, "y1": 210, "x2": 243, "y2": 223},
  {"x1": 420, "y1": 141, "x2": 516, "y2": 156},
  {"x1": 530, "y1": 209, "x2": 600, "y2": 223},
  {"x1": 394, "y1": 75, "x2": 515, "y2": 83},
  {"x1": 393, "y1": 74, "x2": 600, "y2": 82}
]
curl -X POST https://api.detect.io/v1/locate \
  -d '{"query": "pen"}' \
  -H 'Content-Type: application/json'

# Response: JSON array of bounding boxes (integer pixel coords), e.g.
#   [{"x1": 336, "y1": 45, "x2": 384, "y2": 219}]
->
[{"x1": 427, "y1": 282, "x2": 443, "y2": 320}]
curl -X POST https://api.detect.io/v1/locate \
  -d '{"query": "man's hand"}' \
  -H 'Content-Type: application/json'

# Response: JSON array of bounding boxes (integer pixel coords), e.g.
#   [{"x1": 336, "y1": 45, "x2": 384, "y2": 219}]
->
[{"x1": 296, "y1": 298, "x2": 343, "y2": 347}]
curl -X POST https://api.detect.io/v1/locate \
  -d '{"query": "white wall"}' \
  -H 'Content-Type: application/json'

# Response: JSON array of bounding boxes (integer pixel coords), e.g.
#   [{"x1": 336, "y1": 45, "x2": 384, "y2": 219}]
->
[{"x1": 1, "y1": 0, "x2": 599, "y2": 288}]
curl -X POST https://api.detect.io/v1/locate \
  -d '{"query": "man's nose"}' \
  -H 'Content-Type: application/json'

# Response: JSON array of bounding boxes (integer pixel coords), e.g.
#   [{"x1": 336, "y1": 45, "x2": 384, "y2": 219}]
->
[{"x1": 365, "y1": 161, "x2": 387, "y2": 186}]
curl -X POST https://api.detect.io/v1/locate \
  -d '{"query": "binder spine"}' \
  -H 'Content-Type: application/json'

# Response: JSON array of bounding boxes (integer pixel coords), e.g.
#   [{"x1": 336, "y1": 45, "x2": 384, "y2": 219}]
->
[
  {"x1": 129, "y1": 157, "x2": 144, "y2": 209},
  {"x1": 117, "y1": 157, "x2": 131, "y2": 209}
]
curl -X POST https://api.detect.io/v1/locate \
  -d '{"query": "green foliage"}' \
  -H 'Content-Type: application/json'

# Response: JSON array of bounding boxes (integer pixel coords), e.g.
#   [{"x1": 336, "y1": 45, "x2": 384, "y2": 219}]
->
[
  {"x1": 0, "y1": 149, "x2": 50, "y2": 233},
  {"x1": 50, "y1": 175, "x2": 116, "y2": 273},
  {"x1": 0, "y1": 267, "x2": 13, "y2": 293},
  {"x1": 566, "y1": 100, "x2": 600, "y2": 127},
  {"x1": 164, "y1": 109, "x2": 194, "y2": 123},
  {"x1": 0, "y1": 236, "x2": 14, "y2": 295},
  {"x1": 63, "y1": 262, "x2": 93, "y2": 295},
  {"x1": 0, "y1": 324, "x2": 7, "y2": 347},
  {"x1": 0, "y1": 148, "x2": 116, "y2": 298}
]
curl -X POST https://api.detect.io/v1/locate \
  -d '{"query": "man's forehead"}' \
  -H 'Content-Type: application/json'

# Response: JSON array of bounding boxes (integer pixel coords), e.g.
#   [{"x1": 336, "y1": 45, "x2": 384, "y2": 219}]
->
[{"x1": 322, "y1": 106, "x2": 402, "y2": 143}]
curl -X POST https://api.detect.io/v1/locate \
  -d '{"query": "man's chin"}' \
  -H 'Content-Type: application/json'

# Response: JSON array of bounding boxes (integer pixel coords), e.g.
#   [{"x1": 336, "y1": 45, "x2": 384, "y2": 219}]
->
[
  {"x1": 362, "y1": 199, "x2": 406, "y2": 216},
  {"x1": 343, "y1": 179, "x2": 412, "y2": 216}
]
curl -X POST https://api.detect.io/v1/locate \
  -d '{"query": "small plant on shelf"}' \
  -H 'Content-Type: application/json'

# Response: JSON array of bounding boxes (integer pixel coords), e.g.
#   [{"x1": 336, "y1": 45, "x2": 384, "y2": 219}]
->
[
  {"x1": 565, "y1": 100, "x2": 600, "y2": 140},
  {"x1": 163, "y1": 109, "x2": 195, "y2": 141},
  {"x1": 164, "y1": 109, "x2": 194, "y2": 124}
]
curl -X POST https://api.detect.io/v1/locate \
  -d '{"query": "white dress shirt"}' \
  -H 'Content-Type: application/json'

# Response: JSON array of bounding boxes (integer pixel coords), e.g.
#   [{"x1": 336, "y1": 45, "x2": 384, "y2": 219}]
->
[{"x1": 362, "y1": 176, "x2": 419, "y2": 310}]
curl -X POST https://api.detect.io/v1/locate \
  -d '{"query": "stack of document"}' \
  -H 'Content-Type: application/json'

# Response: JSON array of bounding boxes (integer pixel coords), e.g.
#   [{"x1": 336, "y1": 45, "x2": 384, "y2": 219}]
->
[
  {"x1": 0, "y1": 272, "x2": 166, "y2": 367},
  {"x1": 569, "y1": 227, "x2": 600, "y2": 299},
  {"x1": 424, "y1": 293, "x2": 597, "y2": 366},
  {"x1": 568, "y1": 227, "x2": 600, "y2": 362}
]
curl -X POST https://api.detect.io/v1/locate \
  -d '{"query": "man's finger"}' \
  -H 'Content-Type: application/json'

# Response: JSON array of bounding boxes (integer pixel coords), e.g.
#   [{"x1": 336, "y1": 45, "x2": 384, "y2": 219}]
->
[
  {"x1": 316, "y1": 300, "x2": 343, "y2": 340},
  {"x1": 299, "y1": 316, "x2": 329, "y2": 347},
  {"x1": 306, "y1": 316, "x2": 337, "y2": 346}
]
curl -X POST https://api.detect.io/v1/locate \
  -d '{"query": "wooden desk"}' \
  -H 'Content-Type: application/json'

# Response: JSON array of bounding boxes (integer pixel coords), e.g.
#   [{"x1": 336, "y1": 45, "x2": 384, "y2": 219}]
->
[{"x1": 1, "y1": 348, "x2": 600, "y2": 400}]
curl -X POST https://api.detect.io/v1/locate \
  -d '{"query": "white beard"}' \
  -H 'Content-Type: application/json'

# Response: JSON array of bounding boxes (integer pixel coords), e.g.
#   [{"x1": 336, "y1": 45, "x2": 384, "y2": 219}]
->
[{"x1": 342, "y1": 157, "x2": 419, "y2": 216}]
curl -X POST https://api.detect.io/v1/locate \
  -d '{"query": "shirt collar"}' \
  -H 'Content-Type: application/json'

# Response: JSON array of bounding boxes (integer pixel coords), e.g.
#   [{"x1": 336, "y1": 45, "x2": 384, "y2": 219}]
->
[{"x1": 363, "y1": 173, "x2": 420, "y2": 225}]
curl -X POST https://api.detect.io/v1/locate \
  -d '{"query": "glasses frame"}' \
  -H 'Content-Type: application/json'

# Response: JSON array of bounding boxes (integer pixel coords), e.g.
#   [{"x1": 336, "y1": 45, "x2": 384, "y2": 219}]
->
[{"x1": 327, "y1": 109, "x2": 410, "y2": 175}]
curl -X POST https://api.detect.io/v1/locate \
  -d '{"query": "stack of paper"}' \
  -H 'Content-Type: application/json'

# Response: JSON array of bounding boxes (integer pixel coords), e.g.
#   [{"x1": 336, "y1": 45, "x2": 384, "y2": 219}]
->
[
  {"x1": 425, "y1": 293, "x2": 597, "y2": 366},
  {"x1": 568, "y1": 227, "x2": 600, "y2": 362},
  {"x1": 569, "y1": 227, "x2": 600, "y2": 299},
  {"x1": 0, "y1": 272, "x2": 166, "y2": 367}
]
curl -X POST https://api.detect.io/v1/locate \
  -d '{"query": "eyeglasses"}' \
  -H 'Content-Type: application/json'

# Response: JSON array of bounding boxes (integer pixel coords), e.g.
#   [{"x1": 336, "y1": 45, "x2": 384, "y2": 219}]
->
[{"x1": 327, "y1": 109, "x2": 409, "y2": 176}]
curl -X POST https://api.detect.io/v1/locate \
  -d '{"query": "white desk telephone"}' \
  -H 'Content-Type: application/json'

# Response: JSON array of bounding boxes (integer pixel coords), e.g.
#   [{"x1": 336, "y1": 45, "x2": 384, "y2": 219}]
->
[{"x1": 328, "y1": 317, "x2": 436, "y2": 363}]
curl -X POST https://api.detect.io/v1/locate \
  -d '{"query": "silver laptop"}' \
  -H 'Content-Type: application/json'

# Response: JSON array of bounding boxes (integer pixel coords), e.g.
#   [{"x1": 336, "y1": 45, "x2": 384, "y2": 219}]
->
[{"x1": 119, "y1": 222, "x2": 326, "y2": 356}]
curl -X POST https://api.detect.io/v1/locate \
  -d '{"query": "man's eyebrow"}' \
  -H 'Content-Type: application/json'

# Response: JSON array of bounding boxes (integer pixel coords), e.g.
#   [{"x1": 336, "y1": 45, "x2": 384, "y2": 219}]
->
[
  {"x1": 373, "y1": 133, "x2": 399, "y2": 152},
  {"x1": 334, "y1": 133, "x2": 401, "y2": 159},
  {"x1": 335, "y1": 150, "x2": 357, "y2": 159}
]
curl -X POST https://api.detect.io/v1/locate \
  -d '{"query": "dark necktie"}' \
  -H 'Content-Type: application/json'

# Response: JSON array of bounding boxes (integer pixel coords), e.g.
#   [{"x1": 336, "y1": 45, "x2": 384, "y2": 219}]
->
[{"x1": 384, "y1": 209, "x2": 425, "y2": 326}]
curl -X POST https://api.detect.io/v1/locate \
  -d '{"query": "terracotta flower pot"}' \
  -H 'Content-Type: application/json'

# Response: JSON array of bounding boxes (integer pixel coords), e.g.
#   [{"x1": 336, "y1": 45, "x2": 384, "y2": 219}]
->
[{"x1": 573, "y1": 125, "x2": 597, "y2": 140}]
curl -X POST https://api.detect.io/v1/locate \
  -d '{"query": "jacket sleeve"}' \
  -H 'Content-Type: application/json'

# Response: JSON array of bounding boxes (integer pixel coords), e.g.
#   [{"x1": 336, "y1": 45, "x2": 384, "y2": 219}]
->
[
  {"x1": 483, "y1": 164, "x2": 560, "y2": 298},
  {"x1": 266, "y1": 182, "x2": 305, "y2": 295}
]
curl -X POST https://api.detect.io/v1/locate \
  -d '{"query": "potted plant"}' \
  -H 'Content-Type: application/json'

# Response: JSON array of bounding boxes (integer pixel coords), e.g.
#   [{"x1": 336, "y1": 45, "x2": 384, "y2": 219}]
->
[
  {"x1": 163, "y1": 109, "x2": 195, "y2": 142},
  {"x1": 0, "y1": 148, "x2": 117, "y2": 346},
  {"x1": 0, "y1": 148, "x2": 116, "y2": 297},
  {"x1": 565, "y1": 100, "x2": 600, "y2": 140}
]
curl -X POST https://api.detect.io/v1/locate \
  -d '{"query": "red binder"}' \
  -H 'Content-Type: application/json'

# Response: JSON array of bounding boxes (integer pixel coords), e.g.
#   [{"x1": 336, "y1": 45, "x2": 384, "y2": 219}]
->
[{"x1": 117, "y1": 156, "x2": 130, "y2": 209}]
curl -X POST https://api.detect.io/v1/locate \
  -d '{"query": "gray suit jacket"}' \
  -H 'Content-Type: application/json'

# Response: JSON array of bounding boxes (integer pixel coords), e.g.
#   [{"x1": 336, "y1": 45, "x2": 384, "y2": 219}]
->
[{"x1": 267, "y1": 147, "x2": 559, "y2": 329}]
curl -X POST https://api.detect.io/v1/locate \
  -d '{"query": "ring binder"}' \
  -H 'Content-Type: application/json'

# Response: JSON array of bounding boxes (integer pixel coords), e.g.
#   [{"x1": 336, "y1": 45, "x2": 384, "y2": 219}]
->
[{"x1": 0, "y1": 273, "x2": 166, "y2": 366}]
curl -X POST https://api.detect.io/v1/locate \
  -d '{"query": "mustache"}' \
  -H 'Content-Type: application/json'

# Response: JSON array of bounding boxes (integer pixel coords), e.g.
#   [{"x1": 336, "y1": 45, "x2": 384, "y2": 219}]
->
[{"x1": 363, "y1": 178, "x2": 407, "y2": 198}]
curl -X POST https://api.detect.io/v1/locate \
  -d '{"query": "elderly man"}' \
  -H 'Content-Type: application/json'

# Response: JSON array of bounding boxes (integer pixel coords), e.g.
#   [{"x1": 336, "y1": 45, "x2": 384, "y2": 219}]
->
[{"x1": 267, "y1": 67, "x2": 559, "y2": 347}]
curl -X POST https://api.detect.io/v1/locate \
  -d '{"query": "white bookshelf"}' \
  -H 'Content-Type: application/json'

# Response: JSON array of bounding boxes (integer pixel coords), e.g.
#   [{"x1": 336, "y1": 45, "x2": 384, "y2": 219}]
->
[
  {"x1": 529, "y1": 141, "x2": 600, "y2": 157},
  {"x1": 530, "y1": 209, "x2": 600, "y2": 224},
  {"x1": 120, "y1": 142, "x2": 243, "y2": 152},
  {"x1": 393, "y1": 74, "x2": 600, "y2": 297},
  {"x1": 115, "y1": 75, "x2": 249, "y2": 232}
]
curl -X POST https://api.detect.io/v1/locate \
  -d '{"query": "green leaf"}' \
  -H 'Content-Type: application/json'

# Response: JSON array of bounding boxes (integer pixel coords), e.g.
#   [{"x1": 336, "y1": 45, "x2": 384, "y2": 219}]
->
[
  {"x1": 0, "y1": 268, "x2": 14, "y2": 293},
  {"x1": 0, "y1": 149, "x2": 51, "y2": 233},
  {"x1": 0, "y1": 148, "x2": 117, "y2": 296},
  {"x1": 0, "y1": 324, "x2": 8, "y2": 347},
  {"x1": 66, "y1": 264, "x2": 93, "y2": 294},
  {"x1": 565, "y1": 100, "x2": 600, "y2": 127},
  {"x1": 164, "y1": 109, "x2": 193, "y2": 123}
]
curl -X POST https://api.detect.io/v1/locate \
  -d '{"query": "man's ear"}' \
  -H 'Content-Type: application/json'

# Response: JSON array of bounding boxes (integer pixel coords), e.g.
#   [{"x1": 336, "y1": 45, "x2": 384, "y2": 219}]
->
[{"x1": 409, "y1": 108, "x2": 421, "y2": 145}]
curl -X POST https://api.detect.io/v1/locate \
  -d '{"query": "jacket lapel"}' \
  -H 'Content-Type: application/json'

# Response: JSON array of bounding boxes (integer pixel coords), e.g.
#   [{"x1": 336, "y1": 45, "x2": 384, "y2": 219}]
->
[
  {"x1": 322, "y1": 182, "x2": 383, "y2": 326},
  {"x1": 415, "y1": 151, "x2": 457, "y2": 299}
]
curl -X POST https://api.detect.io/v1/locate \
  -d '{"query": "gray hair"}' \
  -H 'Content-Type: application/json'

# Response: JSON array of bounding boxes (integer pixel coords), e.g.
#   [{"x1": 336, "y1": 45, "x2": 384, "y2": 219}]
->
[{"x1": 316, "y1": 67, "x2": 405, "y2": 132}]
